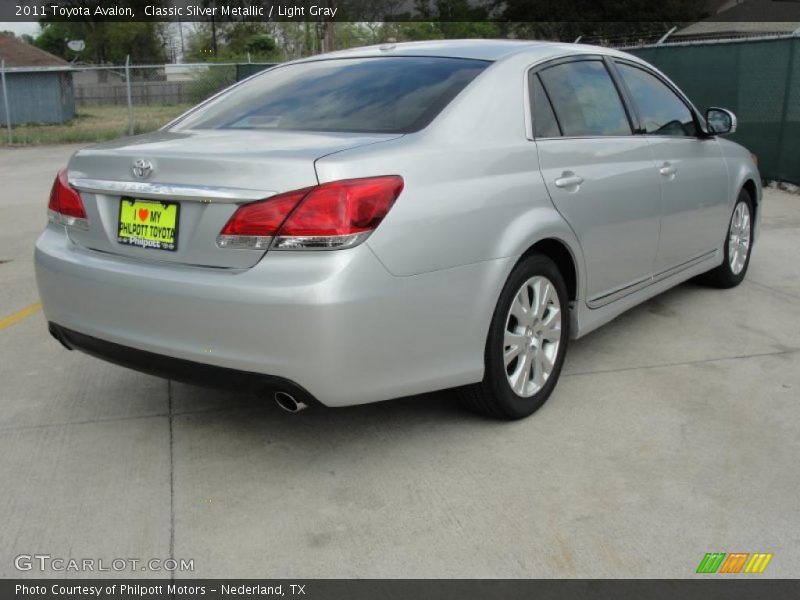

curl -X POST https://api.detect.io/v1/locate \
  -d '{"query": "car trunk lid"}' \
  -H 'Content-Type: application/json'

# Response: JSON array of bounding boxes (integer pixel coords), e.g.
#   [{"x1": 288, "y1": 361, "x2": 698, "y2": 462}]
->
[{"x1": 67, "y1": 129, "x2": 402, "y2": 269}]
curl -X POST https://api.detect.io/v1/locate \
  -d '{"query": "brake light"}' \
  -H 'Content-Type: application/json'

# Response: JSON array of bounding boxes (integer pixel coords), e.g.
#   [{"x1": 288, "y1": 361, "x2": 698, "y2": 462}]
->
[
  {"x1": 48, "y1": 169, "x2": 88, "y2": 229},
  {"x1": 217, "y1": 176, "x2": 404, "y2": 250},
  {"x1": 216, "y1": 188, "x2": 309, "y2": 250}
]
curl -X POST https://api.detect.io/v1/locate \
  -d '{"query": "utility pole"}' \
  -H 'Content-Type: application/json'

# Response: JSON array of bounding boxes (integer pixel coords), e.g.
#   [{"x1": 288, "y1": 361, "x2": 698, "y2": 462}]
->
[
  {"x1": 178, "y1": 21, "x2": 185, "y2": 62},
  {"x1": 323, "y1": 0, "x2": 336, "y2": 52},
  {"x1": 207, "y1": 0, "x2": 218, "y2": 56},
  {"x1": 210, "y1": 16, "x2": 218, "y2": 56}
]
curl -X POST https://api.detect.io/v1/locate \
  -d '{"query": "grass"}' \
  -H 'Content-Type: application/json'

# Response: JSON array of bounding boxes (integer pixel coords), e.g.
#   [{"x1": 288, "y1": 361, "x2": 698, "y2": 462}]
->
[{"x1": 1, "y1": 104, "x2": 193, "y2": 146}]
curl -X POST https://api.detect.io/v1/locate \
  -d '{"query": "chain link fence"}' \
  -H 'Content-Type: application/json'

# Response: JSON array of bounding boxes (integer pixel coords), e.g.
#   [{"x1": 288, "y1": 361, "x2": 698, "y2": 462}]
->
[
  {"x1": 0, "y1": 60, "x2": 275, "y2": 145},
  {"x1": 2, "y1": 36, "x2": 799, "y2": 183}
]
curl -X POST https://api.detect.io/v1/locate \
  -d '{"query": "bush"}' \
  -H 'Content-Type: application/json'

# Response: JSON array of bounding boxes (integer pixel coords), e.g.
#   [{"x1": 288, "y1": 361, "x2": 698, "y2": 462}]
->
[{"x1": 188, "y1": 66, "x2": 237, "y2": 104}]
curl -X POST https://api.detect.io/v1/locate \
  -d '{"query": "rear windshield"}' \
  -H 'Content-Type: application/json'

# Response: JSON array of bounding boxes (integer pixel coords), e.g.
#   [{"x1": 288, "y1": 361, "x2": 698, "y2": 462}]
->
[{"x1": 171, "y1": 57, "x2": 490, "y2": 134}]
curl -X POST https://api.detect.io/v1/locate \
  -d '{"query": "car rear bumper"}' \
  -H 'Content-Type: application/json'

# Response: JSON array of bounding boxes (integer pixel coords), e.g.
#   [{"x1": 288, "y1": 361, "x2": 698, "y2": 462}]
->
[
  {"x1": 35, "y1": 226, "x2": 511, "y2": 406},
  {"x1": 48, "y1": 322, "x2": 321, "y2": 405}
]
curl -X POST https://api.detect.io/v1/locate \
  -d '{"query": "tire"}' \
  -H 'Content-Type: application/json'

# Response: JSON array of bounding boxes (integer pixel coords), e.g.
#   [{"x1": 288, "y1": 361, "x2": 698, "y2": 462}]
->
[
  {"x1": 458, "y1": 254, "x2": 570, "y2": 420},
  {"x1": 698, "y1": 188, "x2": 754, "y2": 289}
]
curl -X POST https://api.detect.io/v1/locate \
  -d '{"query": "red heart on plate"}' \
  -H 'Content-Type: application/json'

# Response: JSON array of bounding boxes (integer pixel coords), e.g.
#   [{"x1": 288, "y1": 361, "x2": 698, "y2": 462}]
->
[{"x1": 138, "y1": 208, "x2": 149, "y2": 222}]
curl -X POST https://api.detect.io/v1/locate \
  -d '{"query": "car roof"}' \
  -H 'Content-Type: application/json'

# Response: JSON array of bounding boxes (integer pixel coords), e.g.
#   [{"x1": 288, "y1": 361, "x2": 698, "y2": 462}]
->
[{"x1": 298, "y1": 39, "x2": 633, "y2": 63}]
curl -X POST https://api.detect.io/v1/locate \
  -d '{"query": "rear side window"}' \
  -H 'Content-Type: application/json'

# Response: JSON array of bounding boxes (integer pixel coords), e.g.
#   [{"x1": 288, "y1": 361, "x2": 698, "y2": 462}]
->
[
  {"x1": 172, "y1": 57, "x2": 489, "y2": 134},
  {"x1": 538, "y1": 61, "x2": 631, "y2": 137},
  {"x1": 616, "y1": 63, "x2": 697, "y2": 137},
  {"x1": 530, "y1": 73, "x2": 561, "y2": 138}
]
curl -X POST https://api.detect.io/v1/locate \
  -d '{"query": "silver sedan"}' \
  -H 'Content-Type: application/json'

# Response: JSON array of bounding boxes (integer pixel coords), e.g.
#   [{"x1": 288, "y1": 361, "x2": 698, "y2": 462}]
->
[{"x1": 35, "y1": 40, "x2": 760, "y2": 419}]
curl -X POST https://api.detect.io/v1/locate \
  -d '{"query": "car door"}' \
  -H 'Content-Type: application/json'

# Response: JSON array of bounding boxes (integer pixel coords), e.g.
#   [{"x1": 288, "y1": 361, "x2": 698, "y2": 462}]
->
[
  {"x1": 613, "y1": 60, "x2": 730, "y2": 273},
  {"x1": 532, "y1": 58, "x2": 663, "y2": 306}
]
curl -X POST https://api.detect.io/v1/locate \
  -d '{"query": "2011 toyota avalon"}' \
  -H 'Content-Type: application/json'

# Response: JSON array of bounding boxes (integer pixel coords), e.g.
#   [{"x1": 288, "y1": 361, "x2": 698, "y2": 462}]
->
[{"x1": 34, "y1": 40, "x2": 760, "y2": 419}]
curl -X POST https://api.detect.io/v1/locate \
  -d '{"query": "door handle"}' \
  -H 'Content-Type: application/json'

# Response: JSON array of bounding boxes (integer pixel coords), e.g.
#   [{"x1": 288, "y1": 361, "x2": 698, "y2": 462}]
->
[
  {"x1": 554, "y1": 174, "x2": 584, "y2": 188},
  {"x1": 659, "y1": 164, "x2": 678, "y2": 177}
]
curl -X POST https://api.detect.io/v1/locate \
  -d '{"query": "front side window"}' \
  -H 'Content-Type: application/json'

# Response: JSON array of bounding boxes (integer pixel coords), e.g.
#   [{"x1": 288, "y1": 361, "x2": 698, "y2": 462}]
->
[
  {"x1": 172, "y1": 57, "x2": 489, "y2": 134},
  {"x1": 538, "y1": 60, "x2": 631, "y2": 137},
  {"x1": 616, "y1": 63, "x2": 697, "y2": 137}
]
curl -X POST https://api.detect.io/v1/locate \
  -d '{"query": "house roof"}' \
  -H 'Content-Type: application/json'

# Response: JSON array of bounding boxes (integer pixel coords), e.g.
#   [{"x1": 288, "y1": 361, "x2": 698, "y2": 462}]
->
[
  {"x1": 705, "y1": 0, "x2": 737, "y2": 14},
  {"x1": 0, "y1": 32, "x2": 70, "y2": 67},
  {"x1": 709, "y1": 0, "x2": 800, "y2": 21},
  {"x1": 675, "y1": 20, "x2": 800, "y2": 38},
  {"x1": 675, "y1": 0, "x2": 800, "y2": 38}
]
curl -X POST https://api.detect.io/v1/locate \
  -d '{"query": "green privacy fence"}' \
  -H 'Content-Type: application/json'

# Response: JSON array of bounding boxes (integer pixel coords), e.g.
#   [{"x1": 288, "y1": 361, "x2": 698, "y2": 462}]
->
[
  {"x1": 628, "y1": 35, "x2": 800, "y2": 184},
  {"x1": 236, "y1": 63, "x2": 278, "y2": 81}
]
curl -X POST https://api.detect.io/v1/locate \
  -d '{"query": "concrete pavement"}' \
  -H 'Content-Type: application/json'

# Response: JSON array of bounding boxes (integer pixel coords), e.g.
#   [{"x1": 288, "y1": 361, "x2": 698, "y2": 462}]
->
[{"x1": 1, "y1": 145, "x2": 798, "y2": 578}]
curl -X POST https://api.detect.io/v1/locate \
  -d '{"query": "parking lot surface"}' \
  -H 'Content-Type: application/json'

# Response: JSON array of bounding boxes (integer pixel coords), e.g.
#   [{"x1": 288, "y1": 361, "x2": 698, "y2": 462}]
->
[{"x1": 1, "y1": 145, "x2": 798, "y2": 578}]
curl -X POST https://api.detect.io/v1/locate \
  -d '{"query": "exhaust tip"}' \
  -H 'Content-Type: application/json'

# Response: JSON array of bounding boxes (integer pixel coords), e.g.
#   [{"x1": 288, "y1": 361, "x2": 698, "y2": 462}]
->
[{"x1": 274, "y1": 391, "x2": 308, "y2": 413}]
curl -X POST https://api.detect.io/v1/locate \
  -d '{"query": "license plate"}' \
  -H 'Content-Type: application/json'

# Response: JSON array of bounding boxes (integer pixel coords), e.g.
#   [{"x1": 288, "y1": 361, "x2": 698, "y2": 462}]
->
[{"x1": 117, "y1": 199, "x2": 180, "y2": 251}]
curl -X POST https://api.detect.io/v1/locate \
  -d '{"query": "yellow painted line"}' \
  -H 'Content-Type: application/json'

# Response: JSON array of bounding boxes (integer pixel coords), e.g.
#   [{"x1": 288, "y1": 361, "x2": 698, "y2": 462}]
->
[{"x1": 0, "y1": 302, "x2": 42, "y2": 331}]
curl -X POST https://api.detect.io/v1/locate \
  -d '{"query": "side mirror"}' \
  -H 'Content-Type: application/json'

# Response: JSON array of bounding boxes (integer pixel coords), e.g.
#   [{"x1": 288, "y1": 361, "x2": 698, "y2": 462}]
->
[{"x1": 705, "y1": 107, "x2": 737, "y2": 135}]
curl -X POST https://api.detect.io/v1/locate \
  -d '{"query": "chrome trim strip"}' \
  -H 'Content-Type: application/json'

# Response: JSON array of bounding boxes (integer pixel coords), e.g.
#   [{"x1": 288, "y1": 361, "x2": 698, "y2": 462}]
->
[
  {"x1": 587, "y1": 274, "x2": 652, "y2": 309},
  {"x1": 587, "y1": 249, "x2": 718, "y2": 308},
  {"x1": 69, "y1": 178, "x2": 272, "y2": 202},
  {"x1": 81, "y1": 245, "x2": 246, "y2": 271},
  {"x1": 522, "y1": 67, "x2": 534, "y2": 141}
]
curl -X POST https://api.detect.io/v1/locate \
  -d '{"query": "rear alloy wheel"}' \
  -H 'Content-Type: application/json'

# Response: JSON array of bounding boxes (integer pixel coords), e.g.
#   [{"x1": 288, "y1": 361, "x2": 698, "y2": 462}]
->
[
  {"x1": 458, "y1": 255, "x2": 570, "y2": 419},
  {"x1": 699, "y1": 188, "x2": 754, "y2": 288},
  {"x1": 503, "y1": 275, "x2": 562, "y2": 398}
]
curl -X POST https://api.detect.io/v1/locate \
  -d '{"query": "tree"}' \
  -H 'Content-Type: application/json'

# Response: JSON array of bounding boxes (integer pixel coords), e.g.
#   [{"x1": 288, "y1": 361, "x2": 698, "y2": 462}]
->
[
  {"x1": 494, "y1": 0, "x2": 709, "y2": 43},
  {"x1": 34, "y1": 0, "x2": 169, "y2": 64},
  {"x1": 496, "y1": 0, "x2": 707, "y2": 22},
  {"x1": 184, "y1": 23, "x2": 282, "y2": 62},
  {"x1": 34, "y1": 21, "x2": 168, "y2": 64}
]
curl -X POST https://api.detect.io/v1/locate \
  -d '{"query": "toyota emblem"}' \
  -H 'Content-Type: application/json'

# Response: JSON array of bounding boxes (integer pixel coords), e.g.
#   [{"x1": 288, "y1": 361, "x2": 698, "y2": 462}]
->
[{"x1": 132, "y1": 159, "x2": 154, "y2": 179}]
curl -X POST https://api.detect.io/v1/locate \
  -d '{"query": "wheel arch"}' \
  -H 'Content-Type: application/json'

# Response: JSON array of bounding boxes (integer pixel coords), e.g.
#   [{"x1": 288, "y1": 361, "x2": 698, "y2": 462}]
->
[
  {"x1": 519, "y1": 237, "x2": 579, "y2": 303},
  {"x1": 741, "y1": 178, "x2": 758, "y2": 241}
]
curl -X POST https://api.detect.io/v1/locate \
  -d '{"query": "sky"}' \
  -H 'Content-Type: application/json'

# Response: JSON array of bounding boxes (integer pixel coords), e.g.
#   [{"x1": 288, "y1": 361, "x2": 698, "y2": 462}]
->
[{"x1": 0, "y1": 21, "x2": 41, "y2": 37}]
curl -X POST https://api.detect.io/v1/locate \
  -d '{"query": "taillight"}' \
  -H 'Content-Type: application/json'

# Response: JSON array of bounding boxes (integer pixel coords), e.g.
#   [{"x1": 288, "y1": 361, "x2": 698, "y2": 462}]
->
[
  {"x1": 48, "y1": 169, "x2": 88, "y2": 229},
  {"x1": 217, "y1": 176, "x2": 404, "y2": 251},
  {"x1": 216, "y1": 188, "x2": 309, "y2": 250}
]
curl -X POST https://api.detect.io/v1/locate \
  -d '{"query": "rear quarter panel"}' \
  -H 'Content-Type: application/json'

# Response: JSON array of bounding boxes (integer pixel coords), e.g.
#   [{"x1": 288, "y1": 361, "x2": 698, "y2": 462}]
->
[{"x1": 314, "y1": 53, "x2": 585, "y2": 298}]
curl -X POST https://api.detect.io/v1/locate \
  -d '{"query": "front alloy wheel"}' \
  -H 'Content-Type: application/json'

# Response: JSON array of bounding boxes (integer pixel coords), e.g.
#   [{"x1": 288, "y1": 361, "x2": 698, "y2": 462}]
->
[
  {"x1": 728, "y1": 201, "x2": 751, "y2": 276},
  {"x1": 699, "y1": 188, "x2": 754, "y2": 288}
]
